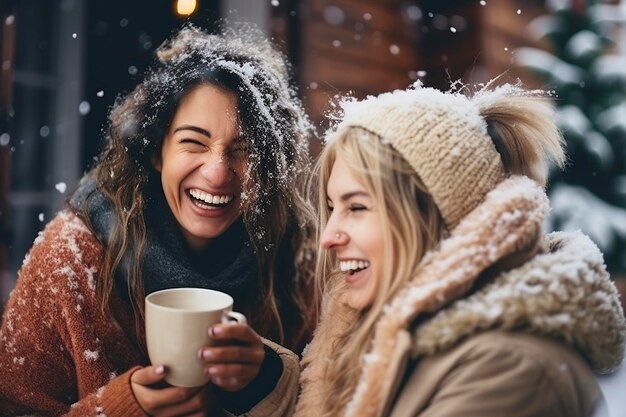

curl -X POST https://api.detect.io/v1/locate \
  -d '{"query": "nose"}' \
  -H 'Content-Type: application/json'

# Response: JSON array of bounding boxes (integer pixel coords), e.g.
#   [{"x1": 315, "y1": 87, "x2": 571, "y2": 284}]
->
[
  {"x1": 200, "y1": 152, "x2": 233, "y2": 187},
  {"x1": 320, "y1": 220, "x2": 348, "y2": 250}
]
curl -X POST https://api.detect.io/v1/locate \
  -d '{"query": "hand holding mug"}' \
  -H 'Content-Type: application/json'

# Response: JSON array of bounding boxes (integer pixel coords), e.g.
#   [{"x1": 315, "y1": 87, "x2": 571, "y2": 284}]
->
[
  {"x1": 130, "y1": 365, "x2": 210, "y2": 417},
  {"x1": 198, "y1": 322, "x2": 265, "y2": 392}
]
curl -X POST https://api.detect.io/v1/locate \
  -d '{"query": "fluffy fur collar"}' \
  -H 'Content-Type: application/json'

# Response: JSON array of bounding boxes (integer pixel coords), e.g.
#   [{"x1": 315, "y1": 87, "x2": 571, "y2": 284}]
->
[
  {"x1": 412, "y1": 230, "x2": 625, "y2": 373},
  {"x1": 295, "y1": 176, "x2": 626, "y2": 417}
]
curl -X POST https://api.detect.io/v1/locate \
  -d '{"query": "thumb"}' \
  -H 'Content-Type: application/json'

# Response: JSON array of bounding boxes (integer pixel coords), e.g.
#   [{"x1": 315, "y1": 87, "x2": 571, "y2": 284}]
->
[{"x1": 131, "y1": 365, "x2": 166, "y2": 386}]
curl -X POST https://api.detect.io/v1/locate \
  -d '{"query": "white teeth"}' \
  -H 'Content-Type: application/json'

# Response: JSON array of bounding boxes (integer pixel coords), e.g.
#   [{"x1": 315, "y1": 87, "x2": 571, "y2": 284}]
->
[
  {"x1": 189, "y1": 189, "x2": 234, "y2": 205},
  {"x1": 339, "y1": 260, "x2": 370, "y2": 272}
]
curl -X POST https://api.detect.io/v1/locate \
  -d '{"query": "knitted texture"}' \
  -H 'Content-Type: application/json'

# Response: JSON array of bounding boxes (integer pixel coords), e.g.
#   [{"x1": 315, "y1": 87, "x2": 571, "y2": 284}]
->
[
  {"x1": 332, "y1": 85, "x2": 505, "y2": 229},
  {"x1": 0, "y1": 211, "x2": 148, "y2": 417}
]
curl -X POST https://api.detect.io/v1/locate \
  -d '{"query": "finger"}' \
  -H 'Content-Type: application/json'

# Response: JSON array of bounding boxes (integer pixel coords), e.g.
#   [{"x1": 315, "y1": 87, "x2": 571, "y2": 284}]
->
[
  {"x1": 199, "y1": 345, "x2": 265, "y2": 365},
  {"x1": 131, "y1": 365, "x2": 166, "y2": 386},
  {"x1": 209, "y1": 323, "x2": 262, "y2": 344}
]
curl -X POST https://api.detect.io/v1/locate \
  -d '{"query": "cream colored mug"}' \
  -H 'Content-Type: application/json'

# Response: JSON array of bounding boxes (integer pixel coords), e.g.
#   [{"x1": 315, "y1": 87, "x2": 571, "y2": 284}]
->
[{"x1": 145, "y1": 287, "x2": 246, "y2": 387}]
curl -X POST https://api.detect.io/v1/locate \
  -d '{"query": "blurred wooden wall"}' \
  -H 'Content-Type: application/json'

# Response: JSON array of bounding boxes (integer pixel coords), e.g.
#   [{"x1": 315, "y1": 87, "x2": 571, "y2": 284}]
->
[
  {"x1": 272, "y1": 0, "x2": 548, "y2": 129},
  {"x1": 274, "y1": 0, "x2": 422, "y2": 128},
  {"x1": 410, "y1": 0, "x2": 548, "y2": 88},
  {"x1": 479, "y1": 0, "x2": 548, "y2": 84}
]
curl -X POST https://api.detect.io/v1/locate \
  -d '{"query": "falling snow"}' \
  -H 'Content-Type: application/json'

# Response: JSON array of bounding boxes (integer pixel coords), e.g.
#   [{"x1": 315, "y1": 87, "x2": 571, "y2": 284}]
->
[
  {"x1": 323, "y1": 6, "x2": 346, "y2": 26},
  {"x1": 78, "y1": 101, "x2": 90, "y2": 115},
  {"x1": 55, "y1": 182, "x2": 67, "y2": 193}
]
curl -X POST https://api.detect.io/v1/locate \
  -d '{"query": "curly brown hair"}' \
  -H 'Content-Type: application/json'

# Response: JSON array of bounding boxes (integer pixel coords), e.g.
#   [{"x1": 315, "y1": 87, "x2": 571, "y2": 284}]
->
[{"x1": 75, "y1": 25, "x2": 316, "y2": 351}]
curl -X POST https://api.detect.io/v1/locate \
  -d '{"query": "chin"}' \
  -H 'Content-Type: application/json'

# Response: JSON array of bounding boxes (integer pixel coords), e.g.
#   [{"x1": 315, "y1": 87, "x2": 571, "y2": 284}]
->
[{"x1": 346, "y1": 293, "x2": 372, "y2": 310}]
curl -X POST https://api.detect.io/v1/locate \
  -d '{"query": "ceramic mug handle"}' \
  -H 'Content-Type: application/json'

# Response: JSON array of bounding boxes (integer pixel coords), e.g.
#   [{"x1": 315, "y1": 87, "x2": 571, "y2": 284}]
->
[{"x1": 222, "y1": 311, "x2": 247, "y2": 325}]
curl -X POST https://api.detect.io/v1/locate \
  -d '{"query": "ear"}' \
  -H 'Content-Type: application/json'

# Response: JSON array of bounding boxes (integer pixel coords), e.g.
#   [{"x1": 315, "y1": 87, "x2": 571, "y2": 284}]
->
[{"x1": 151, "y1": 152, "x2": 162, "y2": 173}]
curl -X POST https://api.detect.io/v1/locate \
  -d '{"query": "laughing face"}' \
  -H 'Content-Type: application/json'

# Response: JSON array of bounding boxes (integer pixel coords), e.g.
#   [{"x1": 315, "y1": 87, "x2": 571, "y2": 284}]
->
[
  {"x1": 320, "y1": 156, "x2": 385, "y2": 310},
  {"x1": 154, "y1": 83, "x2": 247, "y2": 251}
]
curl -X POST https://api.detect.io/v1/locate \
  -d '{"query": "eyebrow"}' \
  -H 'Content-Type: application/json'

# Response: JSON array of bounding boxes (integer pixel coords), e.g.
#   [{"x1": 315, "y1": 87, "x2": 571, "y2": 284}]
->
[
  {"x1": 327, "y1": 190, "x2": 370, "y2": 203},
  {"x1": 173, "y1": 124, "x2": 211, "y2": 138}
]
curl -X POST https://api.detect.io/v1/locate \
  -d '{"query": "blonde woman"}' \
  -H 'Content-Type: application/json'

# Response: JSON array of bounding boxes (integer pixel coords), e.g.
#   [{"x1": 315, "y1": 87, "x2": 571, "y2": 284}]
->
[{"x1": 295, "y1": 81, "x2": 626, "y2": 417}]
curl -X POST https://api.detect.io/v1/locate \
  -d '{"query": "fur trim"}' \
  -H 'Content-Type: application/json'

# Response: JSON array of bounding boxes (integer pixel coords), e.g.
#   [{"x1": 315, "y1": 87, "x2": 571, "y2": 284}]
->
[{"x1": 413, "y1": 230, "x2": 626, "y2": 374}]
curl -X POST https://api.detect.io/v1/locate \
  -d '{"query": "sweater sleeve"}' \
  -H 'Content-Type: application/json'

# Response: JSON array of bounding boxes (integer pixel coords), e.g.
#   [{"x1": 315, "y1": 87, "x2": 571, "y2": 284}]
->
[
  {"x1": 222, "y1": 339, "x2": 300, "y2": 417},
  {"x1": 0, "y1": 274, "x2": 148, "y2": 417},
  {"x1": 0, "y1": 213, "x2": 149, "y2": 417},
  {"x1": 1, "y1": 369, "x2": 147, "y2": 417}
]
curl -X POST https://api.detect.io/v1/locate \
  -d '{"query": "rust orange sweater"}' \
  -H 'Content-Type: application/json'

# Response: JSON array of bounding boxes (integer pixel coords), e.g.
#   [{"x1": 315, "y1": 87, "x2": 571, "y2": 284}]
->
[{"x1": 0, "y1": 211, "x2": 150, "y2": 416}]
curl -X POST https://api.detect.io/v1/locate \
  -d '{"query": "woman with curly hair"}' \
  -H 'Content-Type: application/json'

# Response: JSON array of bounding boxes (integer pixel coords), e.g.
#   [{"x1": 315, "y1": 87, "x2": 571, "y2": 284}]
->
[{"x1": 0, "y1": 25, "x2": 315, "y2": 417}]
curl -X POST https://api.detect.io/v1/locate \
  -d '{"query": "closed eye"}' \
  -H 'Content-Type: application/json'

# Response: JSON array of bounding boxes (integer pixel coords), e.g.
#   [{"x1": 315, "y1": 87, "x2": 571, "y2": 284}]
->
[
  {"x1": 349, "y1": 204, "x2": 367, "y2": 212},
  {"x1": 180, "y1": 138, "x2": 205, "y2": 146}
]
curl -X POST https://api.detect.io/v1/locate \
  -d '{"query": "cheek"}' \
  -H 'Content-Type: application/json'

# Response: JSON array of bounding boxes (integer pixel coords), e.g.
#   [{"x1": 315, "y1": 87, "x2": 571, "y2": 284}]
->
[{"x1": 159, "y1": 159, "x2": 188, "y2": 194}]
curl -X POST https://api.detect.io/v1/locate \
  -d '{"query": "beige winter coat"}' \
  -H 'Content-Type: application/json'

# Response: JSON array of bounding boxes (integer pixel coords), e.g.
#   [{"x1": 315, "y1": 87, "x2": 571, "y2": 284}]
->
[
  {"x1": 388, "y1": 330, "x2": 605, "y2": 417},
  {"x1": 295, "y1": 176, "x2": 626, "y2": 417}
]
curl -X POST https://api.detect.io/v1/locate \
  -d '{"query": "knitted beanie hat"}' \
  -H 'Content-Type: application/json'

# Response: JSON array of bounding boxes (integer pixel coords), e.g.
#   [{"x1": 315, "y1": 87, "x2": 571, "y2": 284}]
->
[{"x1": 331, "y1": 84, "x2": 506, "y2": 230}]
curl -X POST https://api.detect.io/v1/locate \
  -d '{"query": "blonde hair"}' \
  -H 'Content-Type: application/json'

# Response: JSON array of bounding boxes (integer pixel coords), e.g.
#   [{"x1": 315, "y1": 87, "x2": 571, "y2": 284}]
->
[
  {"x1": 313, "y1": 81, "x2": 566, "y2": 416},
  {"x1": 471, "y1": 79, "x2": 566, "y2": 187},
  {"x1": 313, "y1": 128, "x2": 444, "y2": 417}
]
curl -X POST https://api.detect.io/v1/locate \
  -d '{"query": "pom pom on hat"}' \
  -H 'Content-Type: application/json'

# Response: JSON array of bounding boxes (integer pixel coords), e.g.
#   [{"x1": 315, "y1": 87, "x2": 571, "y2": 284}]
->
[{"x1": 329, "y1": 83, "x2": 506, "y2": 230}]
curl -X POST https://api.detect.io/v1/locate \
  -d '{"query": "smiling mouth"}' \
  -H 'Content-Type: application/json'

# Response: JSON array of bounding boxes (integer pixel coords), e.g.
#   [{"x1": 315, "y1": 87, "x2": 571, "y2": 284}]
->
[
  {"x1": 188, "y1": 188, "x2": 235, "y2": 209},
  {"x1": 340, "y1": 260, "x2": 371, "y2": 275}
]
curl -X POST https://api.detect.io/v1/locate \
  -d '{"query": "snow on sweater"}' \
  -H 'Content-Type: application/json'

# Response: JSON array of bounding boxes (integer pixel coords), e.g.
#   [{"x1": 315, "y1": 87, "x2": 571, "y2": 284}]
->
[{"x1": 0, "y1": 210, "x2": 148, "y2": 416}]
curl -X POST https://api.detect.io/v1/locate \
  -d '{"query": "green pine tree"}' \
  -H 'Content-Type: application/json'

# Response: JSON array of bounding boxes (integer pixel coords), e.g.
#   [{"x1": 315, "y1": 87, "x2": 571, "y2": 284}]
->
[{"x1": 515, "y1": 0, "x2": 626, "y2": 274}]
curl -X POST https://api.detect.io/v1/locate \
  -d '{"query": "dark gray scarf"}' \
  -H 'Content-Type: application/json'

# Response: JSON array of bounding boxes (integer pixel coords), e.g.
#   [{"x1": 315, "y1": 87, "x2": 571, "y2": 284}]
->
[{"x1": 68, "y1": 174, "x2": 259, "y2": 311}]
